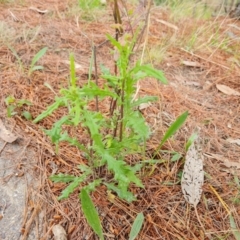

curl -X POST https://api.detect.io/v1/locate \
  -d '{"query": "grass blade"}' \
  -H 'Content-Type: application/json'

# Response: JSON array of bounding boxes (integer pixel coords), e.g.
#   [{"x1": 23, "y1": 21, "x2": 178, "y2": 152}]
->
[
  {"x1": 229, "y1": 214, "x2": 240, "y2": 240},
  {"x1": 129, "y1": 212, "x2": 144, "y2": 240},
  {"x1": 30, "y1": 47, "x2": 48, "y2": 68},
  {"x1": 156, "y1": 111, "x2": 188, "y2": 152},
  {"x1": 80, "y1": 189, "x2": 104, "y2": 240},
  {"x1": 185, "y1": 132, "x2": 198, "y2": 151}
]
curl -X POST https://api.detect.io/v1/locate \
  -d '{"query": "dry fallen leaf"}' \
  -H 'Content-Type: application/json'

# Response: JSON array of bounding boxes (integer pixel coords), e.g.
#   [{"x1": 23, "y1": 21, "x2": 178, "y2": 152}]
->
[
  {"x1": 29, "y1": 7, "x2": 48, "y2": 14},
  {"x1": 182, "y1": 60, "x2": 201, "y2": 68},
  {"x1": 155, "y1": 19, "x2": 179, "y2": 31},
  {"x1": 216, "y1": 84, "x2": 240, "y2": 96},
  {"x1": 204, "y1": 153, "x2": 240, "y2": 170},
  {"x1": 52, "y1": 224, "x2": 67, "y2": 240},
  {"x1": 181, "y1": 140, "x2": 204, "y2": 207},
  {"x1": 0, "y1": 119, "x2": 18, "y2": 143},
  {"x1": 226, "y1": 138, "x2": 240, "y2": 146}
]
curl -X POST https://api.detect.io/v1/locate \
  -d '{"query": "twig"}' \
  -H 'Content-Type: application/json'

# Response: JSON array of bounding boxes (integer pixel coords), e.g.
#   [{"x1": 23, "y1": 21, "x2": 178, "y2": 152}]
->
[{"x1": 180, "y1": 48, "x2": 230, "y2": 70}]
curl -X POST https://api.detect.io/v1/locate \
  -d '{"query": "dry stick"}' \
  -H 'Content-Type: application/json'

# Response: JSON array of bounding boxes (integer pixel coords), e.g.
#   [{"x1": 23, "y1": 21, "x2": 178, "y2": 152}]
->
[
  {"x1": 21, "y1": 204, "x2": 41, "y2": 240},
  {"x1": 113, "y1": 0, "x2": 122, "y2": 76},
  {"x1": 180, "y1": 48, "x2": 230, "y2": 70},
  {"x1": 120, "y1": 0, "x2": 134, "y2": 36},
  {"x1": 111, "y1": 0, "x2": 125, "y2": 140},
  {"x1": 133, "y1": 0, "x2": 153, "y2": 53},
  {"x1": 110, "y1": 0, "x2": 122, "y2": 117}
]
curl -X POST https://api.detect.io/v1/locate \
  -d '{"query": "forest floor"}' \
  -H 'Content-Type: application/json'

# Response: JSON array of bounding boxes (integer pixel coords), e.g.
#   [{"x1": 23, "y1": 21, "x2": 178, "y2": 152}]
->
[{"x1": 0, "y1": 0, "x2": 240, "y2": 239}]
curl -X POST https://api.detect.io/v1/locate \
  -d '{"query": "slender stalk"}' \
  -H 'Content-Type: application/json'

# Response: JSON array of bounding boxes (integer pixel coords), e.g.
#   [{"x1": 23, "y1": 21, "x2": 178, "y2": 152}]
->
[
  {"x1": 93, "y1": 46, "x2": 99, "y2": 112},
  {"x1": 119, "y1": 78, "x2": 125, "y2": 142}
]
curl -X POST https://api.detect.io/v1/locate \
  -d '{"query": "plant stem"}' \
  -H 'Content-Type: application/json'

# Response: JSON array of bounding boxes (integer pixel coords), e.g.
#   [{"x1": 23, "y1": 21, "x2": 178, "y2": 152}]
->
[{"x1": 93, "y1": 45, "x2": 99, "y2": 112}]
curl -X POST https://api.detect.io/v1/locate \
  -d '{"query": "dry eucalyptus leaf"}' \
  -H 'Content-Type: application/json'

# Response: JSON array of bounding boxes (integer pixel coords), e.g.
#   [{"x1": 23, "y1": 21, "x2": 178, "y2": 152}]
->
[
  {"x1": 204, "y1": 153, "x2": 240, "y2": 170},
  {"x1": 182, "y1": 60, "x2": 201, "y2": 67},
  {"x1": 216, "y1": 84, "x2": 240, "y2": 96},
  {"x1": 181, "y1": 141, "x2": 204, "y2": 207},
  {"x1": 226, "y1": 138, "x2": 240, "y2": 146},
  {"x1": 29, "y1": 7, "x2": 48, "y2": 14},
  {"x1": 155, "y1": 19, "x2": 179, "y2": 31},
  {"x1": 0, "y1": 119, "x2": 18, "y2": 143},
  {"x1": 52, "y1": 224, "x2": 67, "y2": 240}
]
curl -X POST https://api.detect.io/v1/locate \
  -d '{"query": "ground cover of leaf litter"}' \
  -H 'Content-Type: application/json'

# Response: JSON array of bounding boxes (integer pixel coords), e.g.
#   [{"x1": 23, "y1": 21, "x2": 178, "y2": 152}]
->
[{"x1": 0, "y1": 0, "x2": 240, "y2": 239}]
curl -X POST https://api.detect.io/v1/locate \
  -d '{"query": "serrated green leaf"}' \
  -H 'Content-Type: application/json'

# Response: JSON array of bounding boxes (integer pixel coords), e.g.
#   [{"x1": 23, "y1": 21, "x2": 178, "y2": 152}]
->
[
  {"x1": 100, "y1": 64, "x2": 110, "y2": 75},
  {"x1": 104, "y1": 183, "x2": 136, "y2": 202},
  {"x1": 44, "y1": 116, "x2": 69, "y2": 144},
  {"x1": 33, "y1": 98, "x2": 64, "y2": 123},
  {"x1": 126, "y1": 111, "x2": 150, "y2": 140},
  {"x1": 131, "y1": 64, "x2": 167, "y2": 84},
  {"x1": 80, "y1": 189, "x2": 104, "y2": 240},
  {"x1": 50, "y1": 173, "x2": 76, "y2": 183},
  {"x1": 83, "y1": 179, "x2": 102, "y2": 193},
  {"x1": 129, "y1": 212, "x2": 144, "y2": 240},
  {"x1": 131, "y1": 96, "x2": 157, "y2": 108},
  {"x1": 58, "y1": 175, "x2": 88, "y2": 200},
  {"x1": 106, "y1": 34, "x2": 122, "y2": 51},
  {"x1": 229, "y1": 214, "x2": 240, "y2": 240},
  {"x1": 157, "y1": 111, "x2": 188, "y2": 150}
]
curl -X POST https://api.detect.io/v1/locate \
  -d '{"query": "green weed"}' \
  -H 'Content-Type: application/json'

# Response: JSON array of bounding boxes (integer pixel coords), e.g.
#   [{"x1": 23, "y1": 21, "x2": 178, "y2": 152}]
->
[
  {"x1": 34, "y1": 34, "x2": 167, "y2": 202},
  {"x1": 6, "y1": 45, "x2": 47, "y2": 76},
  {"x1": 76, "y1": 0, "x2": 105, "y2": 21},
  {"x1": 33, "y1": 31, "x2": 188, "y2": 237},
  {"x1": 5, "y1": 95, "x2": 32, "y2": 119},
  {"x1": 28, "y1": 47, "x2": 48, "y2": 76}
]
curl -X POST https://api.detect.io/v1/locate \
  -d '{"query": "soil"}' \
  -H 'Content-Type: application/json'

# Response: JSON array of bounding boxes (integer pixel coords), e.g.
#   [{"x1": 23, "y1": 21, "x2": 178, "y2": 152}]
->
[
  {"x1": 0, "y1": 0, "x2": 240, "y2": 240},
  {"x1": 0, "y1": 124, "x2": 42, "y2": 240}
]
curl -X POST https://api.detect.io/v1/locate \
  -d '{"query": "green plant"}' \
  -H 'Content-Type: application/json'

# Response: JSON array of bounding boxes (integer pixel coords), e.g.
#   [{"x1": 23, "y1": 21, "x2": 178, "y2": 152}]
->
[
  {"x1": 28, "y1": 47, "x2": 48, "y2": 76},
  {"x1": 78, "y1": 0, "x2": 102, "y2": 10},
  {"x1": 33, "y1": 32, "x2": 188, "y2": 237},
  {"x1": 129, "y1": 212, "x2": 144, "y2": 240},
  {"x1": 5, "y1": 95, "x2": 32, "y2": 119},
  {"x1": 76, "y1": 0, "x2": 105, "y2": 21},
  {"x1": 34, "y1": 34, "x2": 167, "y2": 201},
  {"x1": 6, "y1": 45, "x2": 47, "y2": 76}
]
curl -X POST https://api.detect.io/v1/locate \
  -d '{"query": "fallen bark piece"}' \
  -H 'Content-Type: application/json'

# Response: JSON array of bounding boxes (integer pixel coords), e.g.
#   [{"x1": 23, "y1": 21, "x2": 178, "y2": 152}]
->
[
  {"x1": 0, "y1": 119, "x2": 18, "y2": 143},
  {"x1": 181, "y1": 140, "x2": 204, "y2": 207},
  {"x1": 52, "y1": 224, "x2": 67, "y2": 240}
]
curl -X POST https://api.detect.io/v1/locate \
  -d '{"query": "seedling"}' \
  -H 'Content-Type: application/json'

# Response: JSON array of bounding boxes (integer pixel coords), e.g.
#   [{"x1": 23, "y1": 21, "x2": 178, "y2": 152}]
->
[
  {"x1": 5, "y1": 95, "x2": 32, "y2": 119},
  {"x1": 6, "y1": 44, "x2": 47, "y2": 77},
  {"x1": 28, "y1": 47, "x2": 48, "y2": 76}
]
